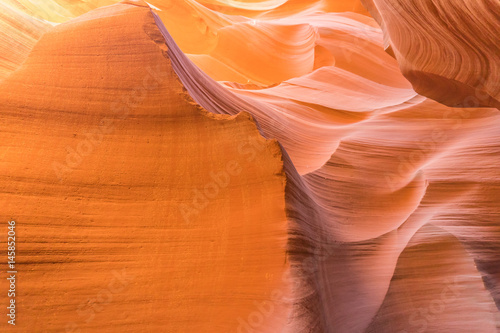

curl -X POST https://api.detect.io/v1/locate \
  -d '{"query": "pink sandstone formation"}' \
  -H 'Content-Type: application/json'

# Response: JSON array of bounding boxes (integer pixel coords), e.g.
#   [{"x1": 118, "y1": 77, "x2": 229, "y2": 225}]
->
[
  {"x1": 0, "y1": 0, "x2": 498, "y2": 332},
  {"x1": 361, "y1": 0, "x2": 500, "y2": 109}
]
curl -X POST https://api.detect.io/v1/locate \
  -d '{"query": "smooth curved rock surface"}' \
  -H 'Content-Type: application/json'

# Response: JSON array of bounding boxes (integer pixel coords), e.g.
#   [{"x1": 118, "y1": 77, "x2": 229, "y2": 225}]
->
[
  {"x1": 0, "y1": 0, "x2": 499, "y2": 332},
  {"x1": 0, "y1": 3, "x2": 296, "y2": 331},
  {"x1": 0, "y1": 1, "x2": 51, "y2": 80},
  {"x1": 361, "y1": 0, "x2": 500, "y2": 109}
]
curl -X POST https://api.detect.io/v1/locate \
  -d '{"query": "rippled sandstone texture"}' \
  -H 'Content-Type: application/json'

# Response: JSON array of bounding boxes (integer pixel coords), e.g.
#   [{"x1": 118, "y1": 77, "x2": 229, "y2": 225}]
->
[
  {"x1": 0, "y1": 3, "x2": 295, "y2": 331},
  {"x1": 361, "y1": 0, "x2": 500, "y2": 109},
  {"x1": 0, "y1": 0, "x2": 499, "y2": 332}
]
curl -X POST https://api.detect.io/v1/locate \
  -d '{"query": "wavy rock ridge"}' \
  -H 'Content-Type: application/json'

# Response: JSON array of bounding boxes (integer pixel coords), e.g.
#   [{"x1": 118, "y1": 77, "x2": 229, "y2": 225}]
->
[
  {"x1": 361, "y1": 0, "x2": 500, "y2": 109},
  {"x1": 0, "y1": 0, "x2": 499, "y2": 332}
]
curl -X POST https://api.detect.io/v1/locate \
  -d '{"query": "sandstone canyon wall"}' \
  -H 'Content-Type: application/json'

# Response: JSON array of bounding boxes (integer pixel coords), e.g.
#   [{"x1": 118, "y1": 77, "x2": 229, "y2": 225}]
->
[{"x1": 0, "y1": 0, "x2": 499, "y2": 332}]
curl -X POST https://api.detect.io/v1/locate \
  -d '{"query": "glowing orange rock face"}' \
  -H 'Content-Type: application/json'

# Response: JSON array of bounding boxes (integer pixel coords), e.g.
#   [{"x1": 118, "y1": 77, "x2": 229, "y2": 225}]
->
[
  {"x1": 0, "y1": 3, "x2": 294, "y2": 331},
  {"x1": 0, "y1": 0, "x2": 499, "y2": 332}
]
